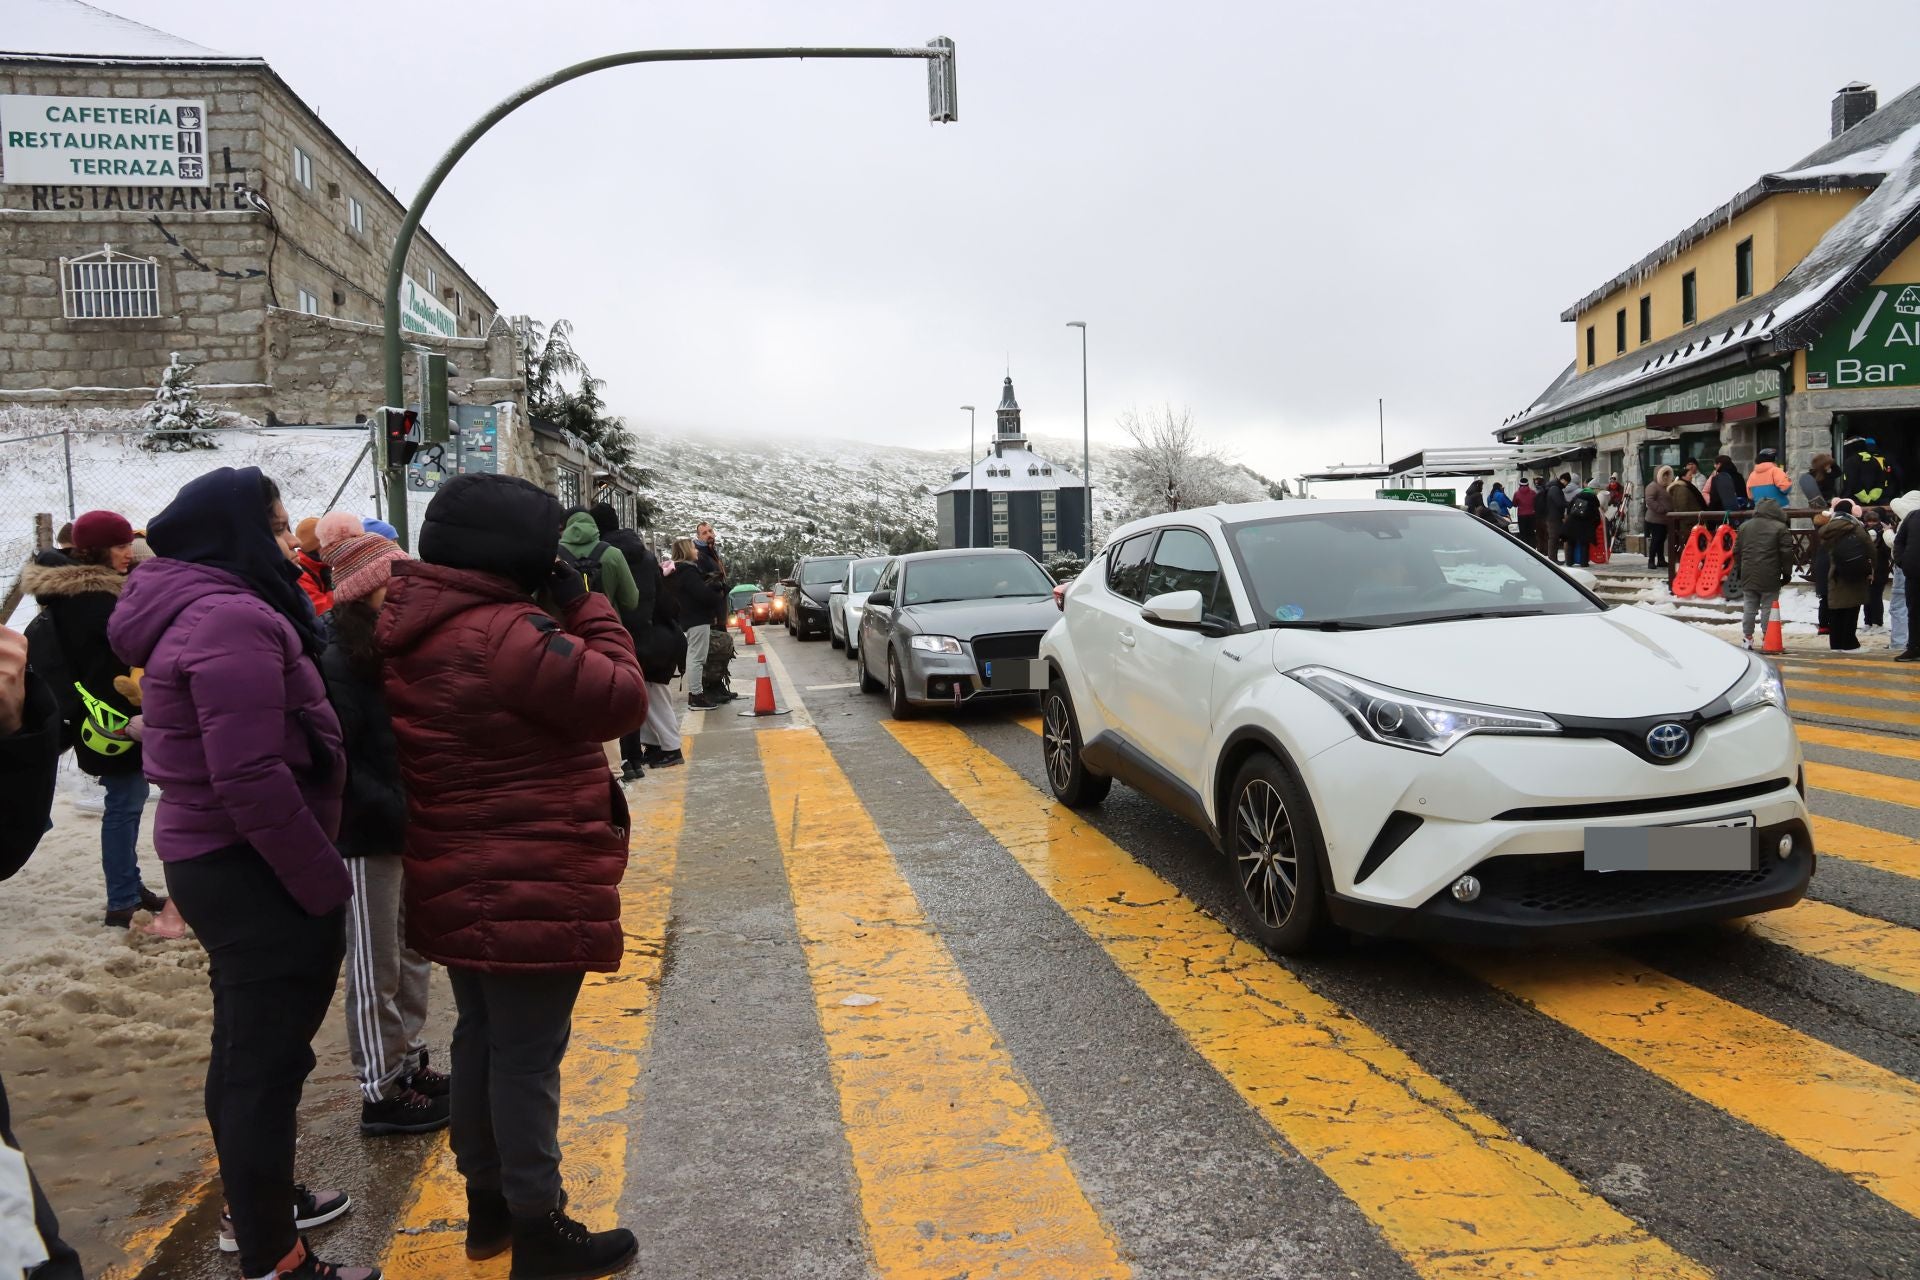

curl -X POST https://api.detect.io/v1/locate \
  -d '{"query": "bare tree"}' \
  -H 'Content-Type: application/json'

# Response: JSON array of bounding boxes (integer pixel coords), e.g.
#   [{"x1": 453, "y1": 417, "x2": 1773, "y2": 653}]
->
[{"x1": 1115, "y1": 404, "x2": 1266, "y2": 517}]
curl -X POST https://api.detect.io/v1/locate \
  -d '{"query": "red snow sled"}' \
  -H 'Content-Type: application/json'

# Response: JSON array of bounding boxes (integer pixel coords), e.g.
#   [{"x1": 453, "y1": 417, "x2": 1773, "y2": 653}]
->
[
  {"x1": 1693, "y1": 525, "x2": 1738, "y2": 598},
  {"x1": 1671, "y1": 525, "x2": 1711, "y2": 597}
]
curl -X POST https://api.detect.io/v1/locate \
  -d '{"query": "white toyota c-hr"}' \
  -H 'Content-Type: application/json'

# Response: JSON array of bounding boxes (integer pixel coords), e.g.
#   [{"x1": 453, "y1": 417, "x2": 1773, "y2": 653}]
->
[{"x1": 1040, "y1": 500, "x2": 1813, "y2": 953}]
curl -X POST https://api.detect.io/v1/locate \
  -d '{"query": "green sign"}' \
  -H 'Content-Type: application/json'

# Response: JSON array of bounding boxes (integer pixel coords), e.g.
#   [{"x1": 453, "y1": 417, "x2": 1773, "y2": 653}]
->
[
  {"x1": 1377, "y1": 488, "x2": 1457, "y2": 506},
  {"x1": 1807, "y1": 283, "x2": 1920, "y2": 390},
  {"x1": 1517, "y1": 366, "x2": 1781, "y2": 446}
]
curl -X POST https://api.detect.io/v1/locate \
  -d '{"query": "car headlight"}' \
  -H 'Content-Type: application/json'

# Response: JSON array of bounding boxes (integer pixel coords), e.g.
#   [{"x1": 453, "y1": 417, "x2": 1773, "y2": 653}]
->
[
  {"x1": 1725, "y1": 653, "x2": 1787, "y2": 715},
  {"x1": 910, "y1": 634, "x2": 965, "y2": 654},
  {"x1": 1288, "y1": 666, "x2": 1561, "y2": 754}
]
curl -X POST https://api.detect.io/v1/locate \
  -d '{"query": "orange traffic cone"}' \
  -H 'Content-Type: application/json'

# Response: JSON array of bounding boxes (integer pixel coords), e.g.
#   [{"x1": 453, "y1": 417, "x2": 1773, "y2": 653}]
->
[
  {"x1": 742, "y1": 617, "x2": 756, "y2": 646},
  {"x1": 1761, "y1": 598, "x2": 1786, "y2": 654},
  {"x1": 738, "y1": 653, "x2": 791, "y2": 717}
]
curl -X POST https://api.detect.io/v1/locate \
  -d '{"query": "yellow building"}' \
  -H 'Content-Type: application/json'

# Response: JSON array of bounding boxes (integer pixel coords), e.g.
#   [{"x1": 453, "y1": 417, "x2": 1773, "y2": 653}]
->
[{"x1": 1498, "y1": 81, "x2": 1920, "y2": 513}]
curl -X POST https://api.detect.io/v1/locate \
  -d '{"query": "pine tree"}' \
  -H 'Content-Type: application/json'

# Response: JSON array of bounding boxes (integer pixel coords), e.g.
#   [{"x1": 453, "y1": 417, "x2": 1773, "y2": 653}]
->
[{"x1": 139, "y1": 352, "x2": 219, "y2": 452}]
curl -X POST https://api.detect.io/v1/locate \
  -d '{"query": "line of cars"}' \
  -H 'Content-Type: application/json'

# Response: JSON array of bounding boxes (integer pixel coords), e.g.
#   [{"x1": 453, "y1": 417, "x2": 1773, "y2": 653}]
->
[{"x1": 772, "y1": 499, "x2": 1815, "y2": 955}]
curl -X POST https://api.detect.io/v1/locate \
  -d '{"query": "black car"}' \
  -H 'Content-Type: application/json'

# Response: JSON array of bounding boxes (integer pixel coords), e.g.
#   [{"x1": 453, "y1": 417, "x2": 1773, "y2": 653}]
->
[{"x1": 788, "y1": 555, "x2": 854, "y2": 639}]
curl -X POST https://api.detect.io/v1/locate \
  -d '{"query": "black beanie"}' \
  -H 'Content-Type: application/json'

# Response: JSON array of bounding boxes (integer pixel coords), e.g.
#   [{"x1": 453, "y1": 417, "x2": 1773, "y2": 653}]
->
[
  {"x1": 419, "y1": 473, "x2": 562, "y2": 593},
  {"x1": 589, "y1": 501, "x2": 619, "y2": 535}
]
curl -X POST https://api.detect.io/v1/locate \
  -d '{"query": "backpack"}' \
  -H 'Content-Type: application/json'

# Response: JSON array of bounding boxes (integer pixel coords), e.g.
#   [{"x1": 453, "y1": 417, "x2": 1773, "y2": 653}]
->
[
  {"x1": 573, "y1": 542, "x2": 613, "y2": 596},
  {"x1": 23, "y1": 609, "x2": 79, "y2": 752},
  {"x1": 1830, "y1": 528, "x2": 1871, "y2": 584},
  {"x1": 1567, "y1": 493, "x2": 1599, "y2": 523}
]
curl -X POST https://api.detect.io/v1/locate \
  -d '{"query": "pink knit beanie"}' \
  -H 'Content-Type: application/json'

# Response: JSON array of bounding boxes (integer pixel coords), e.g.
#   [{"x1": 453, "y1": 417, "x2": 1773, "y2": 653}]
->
[{"x1": 316, "y1": 510, "x2": 366, "y2": 552}]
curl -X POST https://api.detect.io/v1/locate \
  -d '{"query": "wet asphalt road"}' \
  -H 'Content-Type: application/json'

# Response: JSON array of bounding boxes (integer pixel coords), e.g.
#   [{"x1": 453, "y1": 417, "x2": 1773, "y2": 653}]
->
[{"x1": 111, "y1": 627, "x2": 1920, "y2": 1279}]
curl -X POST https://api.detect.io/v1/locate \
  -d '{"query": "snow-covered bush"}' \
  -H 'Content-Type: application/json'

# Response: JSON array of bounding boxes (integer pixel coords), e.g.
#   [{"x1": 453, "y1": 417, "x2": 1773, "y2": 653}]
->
[{"x1": 139, "y1": 353, "x2": 219, "y2": 452}]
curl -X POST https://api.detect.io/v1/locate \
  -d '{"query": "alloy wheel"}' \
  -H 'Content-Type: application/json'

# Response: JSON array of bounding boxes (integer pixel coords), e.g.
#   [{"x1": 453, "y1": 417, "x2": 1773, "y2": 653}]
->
[
  {"x1": 1234, "y1": 779, "x2": 1298, "y2": 929},
  {"x1": 1043, "y1": 694, "x2": 1076, "y2": 793}
]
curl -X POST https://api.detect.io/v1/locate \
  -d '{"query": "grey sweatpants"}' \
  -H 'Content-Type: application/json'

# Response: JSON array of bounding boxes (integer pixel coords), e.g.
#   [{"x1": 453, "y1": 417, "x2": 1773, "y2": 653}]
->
[
  {"x1": 638, "y1": 680, "x2": 682, "y2": 751},
  {"x1": 1740, "y1": 589, "x2": 1771, "y2": 639},
  {"x1": 448, "y1": 968, "x2": 585, "y2": 1216},
  {"x1": 683, "y1": 623, "x2": 710, "y2": 695},
  {"x1": 345, "y1": 857, "x2": 431, "y2": 1103}
]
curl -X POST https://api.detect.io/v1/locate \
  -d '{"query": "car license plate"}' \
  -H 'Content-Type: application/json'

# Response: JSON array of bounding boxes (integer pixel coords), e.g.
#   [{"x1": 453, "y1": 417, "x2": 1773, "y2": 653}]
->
[
  {"x1": 1583, "y1": 815, "x2": 1757, "y2": 872},
  {"x1": 982, "y1": 658, "x2": 1047, "y2": 691}
]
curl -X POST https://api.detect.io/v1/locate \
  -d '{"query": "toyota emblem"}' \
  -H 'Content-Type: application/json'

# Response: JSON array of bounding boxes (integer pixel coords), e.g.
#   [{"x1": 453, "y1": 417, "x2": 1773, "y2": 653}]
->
[{"x1": 1646, "y1": 722, "x2": 1691, "y2": 760}]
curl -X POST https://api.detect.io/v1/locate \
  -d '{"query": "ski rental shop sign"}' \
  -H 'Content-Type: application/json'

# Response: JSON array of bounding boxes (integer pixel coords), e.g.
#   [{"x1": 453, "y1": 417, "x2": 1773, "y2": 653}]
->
[
  {"x1": 1518, "y1": 367, "x2": 1783, "y2": 447},
  {"x1": 1, "y1": 95, "x2": 208, "y2": 185},
  {"x1": 1806, "y1": 284, "x2": 1920, "y2": 390}
]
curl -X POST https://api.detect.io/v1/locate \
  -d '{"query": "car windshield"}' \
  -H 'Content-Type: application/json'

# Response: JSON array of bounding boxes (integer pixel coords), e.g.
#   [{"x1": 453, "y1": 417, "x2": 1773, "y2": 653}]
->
[
  {"x1": 851, "y1": 562, "x2": 885, "y2": 592},
  {"x1": 902, "y1": 554, "x2": 1054, "y2": 605},
  {"x1": 1225, "y1": 509, "x2": 1598, "y2": 627},
  {"x1": 802, "y1": 559, "x2": 851, "y2": 585},
  {"x1": 752, "y1": 593, "x2": 770, "y2": 604}
]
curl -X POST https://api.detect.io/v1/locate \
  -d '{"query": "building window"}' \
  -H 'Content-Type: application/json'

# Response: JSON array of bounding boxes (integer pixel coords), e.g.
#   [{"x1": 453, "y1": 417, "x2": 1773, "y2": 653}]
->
[
  {"x1": 1639, "y1": 295, "x2": 1651, "y2": 344},
  {"x1": 1735, "y1": 238, "x2": 1754, "y2": 299},
  {"x1": 1615, "y1": 308, "x2": 1626, "y2": 354},
  {"x1": 296, "y1": 288, "x2": 321, "y2": 315},
  {"x1": 348, "y1": 196, "x2": 364, "y2": 234},
  {"x1": 555, "y1": 466, "x2": 582, "y2": 508},
  {"x1": 1041, "y1": 532, "x2": 1057, "y2": 553},
  {"x1": 292, "y1": 145, "x2": 313, "y2": 190},
  {"x1": 1585, "y1": 325, "x2": 1595, "y2": 367},
  {"x1": 60, "y1": 244, "x2": 160, "y2": 319},
  {"x1": 426, "y1": 266, "x2": 438, "y2": 294},
  {"x1": 1681, "y1": 270, "x2": 1697, "y2": 325}
]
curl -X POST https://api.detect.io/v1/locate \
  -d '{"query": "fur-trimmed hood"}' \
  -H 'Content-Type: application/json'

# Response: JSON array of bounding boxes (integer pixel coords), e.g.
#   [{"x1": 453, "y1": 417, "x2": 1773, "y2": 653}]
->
[{"x1": 21, "y1": 558, "x2": 128, "y2": 600}]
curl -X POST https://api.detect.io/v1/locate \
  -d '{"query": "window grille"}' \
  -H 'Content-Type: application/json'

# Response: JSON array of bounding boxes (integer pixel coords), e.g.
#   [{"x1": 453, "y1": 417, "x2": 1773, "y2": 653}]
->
[
  {"x1": 60, "y1": 244, "x2": 161, "y2": 319},
  {"x1": 556, "y1": 467, "x2": 582, "y2": 508}
]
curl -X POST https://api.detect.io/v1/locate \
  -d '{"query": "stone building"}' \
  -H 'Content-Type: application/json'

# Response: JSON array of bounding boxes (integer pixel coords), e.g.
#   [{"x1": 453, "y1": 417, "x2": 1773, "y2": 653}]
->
[
  {"x1": 936, "y1": 376, "x2": 1091, "y2": 561},
  {"x1": 1, "y1": 0, "x2": 526, "y2": 463},
  {"x1": 1496, "y1": 81, "x2": 1920, "y2": 528}
]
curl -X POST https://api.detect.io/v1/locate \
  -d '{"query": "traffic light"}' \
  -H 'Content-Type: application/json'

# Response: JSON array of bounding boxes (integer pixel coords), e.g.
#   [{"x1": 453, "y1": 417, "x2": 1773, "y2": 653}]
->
[{"x1": 383, "y1": 407, "x2": 420, "y2": 468}]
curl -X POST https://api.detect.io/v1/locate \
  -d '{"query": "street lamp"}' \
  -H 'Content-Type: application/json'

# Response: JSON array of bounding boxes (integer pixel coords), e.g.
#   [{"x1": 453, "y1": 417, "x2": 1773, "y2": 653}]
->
[
  {"x1": 1066, "y1": 321, "x2": 1090, "y2": 557},
  {"x1": 959, "y1": 404, "x2": 976, "y2": 548}
]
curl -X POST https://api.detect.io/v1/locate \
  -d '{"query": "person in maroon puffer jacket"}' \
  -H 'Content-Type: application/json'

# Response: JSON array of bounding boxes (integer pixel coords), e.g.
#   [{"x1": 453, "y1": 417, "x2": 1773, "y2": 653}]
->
[{"x1": 376, "y1": 473, "x2": 645, "y2": 1280}]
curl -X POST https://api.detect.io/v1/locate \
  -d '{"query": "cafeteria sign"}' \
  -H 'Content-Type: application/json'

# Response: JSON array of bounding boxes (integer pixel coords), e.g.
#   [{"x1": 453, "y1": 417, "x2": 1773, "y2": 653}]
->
[
  {"x1": 400, "y1": 274, "x2": 458, "y2": 338},
  {"x1": 1377, "y1": 488, "x2": 1457, "y2": 506},
  {"x1": 1, "y1": 95, "x2": 208, "y2": 186}
]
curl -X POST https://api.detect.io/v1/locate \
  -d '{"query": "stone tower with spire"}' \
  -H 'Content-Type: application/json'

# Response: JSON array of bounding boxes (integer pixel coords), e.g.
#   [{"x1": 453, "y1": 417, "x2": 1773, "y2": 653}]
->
[
  {"x1": 937, "y1": 371, "x2": 1091, "y2": 560},
  {"x1": 994, "y1": 374, "x2": 1028, "y2": 454}
]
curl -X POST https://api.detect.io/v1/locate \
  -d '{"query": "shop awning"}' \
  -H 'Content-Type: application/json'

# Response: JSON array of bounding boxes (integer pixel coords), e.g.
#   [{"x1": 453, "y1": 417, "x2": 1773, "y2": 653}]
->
[{"x1": 1644, "y1": 401, "x2": 1773, "y2": 431}]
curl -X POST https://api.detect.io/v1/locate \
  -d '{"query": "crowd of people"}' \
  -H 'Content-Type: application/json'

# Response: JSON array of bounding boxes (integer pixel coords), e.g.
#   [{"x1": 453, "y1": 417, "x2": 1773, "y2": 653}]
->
[{"x1": 0, "y1": 470, "x2": 742, "y2": 1280}]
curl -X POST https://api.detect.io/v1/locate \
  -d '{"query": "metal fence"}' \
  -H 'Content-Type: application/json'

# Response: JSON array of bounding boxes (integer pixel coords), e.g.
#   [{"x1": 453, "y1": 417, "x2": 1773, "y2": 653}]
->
[{"x1": 0, "y1": 424, "x2": 382, "y2": 624}]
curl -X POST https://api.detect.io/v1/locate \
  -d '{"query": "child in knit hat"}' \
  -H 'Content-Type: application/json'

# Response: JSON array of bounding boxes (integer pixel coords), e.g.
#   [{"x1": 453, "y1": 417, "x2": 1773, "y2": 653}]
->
[{"x1": 317, "y1": 531, "x2": 451, "y2": 1134}]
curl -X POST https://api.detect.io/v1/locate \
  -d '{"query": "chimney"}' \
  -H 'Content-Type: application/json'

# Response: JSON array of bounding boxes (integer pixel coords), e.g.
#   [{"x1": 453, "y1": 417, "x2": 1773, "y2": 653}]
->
[{"x1": 1832, "y1": 82, "x2": 1878, "y2": 139}]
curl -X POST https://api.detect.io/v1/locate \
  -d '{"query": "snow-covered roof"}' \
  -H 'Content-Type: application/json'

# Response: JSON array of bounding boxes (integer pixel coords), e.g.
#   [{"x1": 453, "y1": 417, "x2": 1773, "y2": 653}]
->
[
  {"x1": 1500, "y1": 83, "x2": 1920, "y2": 442},
  {"x1": 938, "y1": 445, "x2": 1088, "y2": 494},
  {"x1": 1561, "y1": 82, "x2": 1920, "y2": 322},
  {"x1": 2, "y1": 0, "x2": 249, "y2": 62}
]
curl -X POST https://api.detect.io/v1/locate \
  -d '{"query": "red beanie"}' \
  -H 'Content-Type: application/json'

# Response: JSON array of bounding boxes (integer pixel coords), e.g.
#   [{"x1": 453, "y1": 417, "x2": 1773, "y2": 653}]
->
[{"x1": 71, "y1": 510, "x2": 134, "y2": 551}]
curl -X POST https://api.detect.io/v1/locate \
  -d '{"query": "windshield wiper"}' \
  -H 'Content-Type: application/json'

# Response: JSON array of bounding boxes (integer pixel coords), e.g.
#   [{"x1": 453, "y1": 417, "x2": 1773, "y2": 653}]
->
[
  {"x1": 1387, "y1": 609, "x2": 1549, "y2": 627},
  {"x1": 1267, "y1": 619, "x2": 1381, "y2": 631}
]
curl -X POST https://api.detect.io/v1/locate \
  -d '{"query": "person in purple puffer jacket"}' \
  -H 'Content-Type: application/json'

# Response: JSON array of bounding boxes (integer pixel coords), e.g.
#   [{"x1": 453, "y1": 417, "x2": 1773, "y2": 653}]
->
[{"x1": 109, "y1": 467, "x2": 379, "y2": 1280}]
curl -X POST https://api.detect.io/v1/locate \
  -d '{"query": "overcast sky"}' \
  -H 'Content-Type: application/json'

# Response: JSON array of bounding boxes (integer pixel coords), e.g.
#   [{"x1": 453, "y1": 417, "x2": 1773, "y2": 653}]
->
[{"x1": 102, "y1": 0, "x2": 1920, "y2": 479}]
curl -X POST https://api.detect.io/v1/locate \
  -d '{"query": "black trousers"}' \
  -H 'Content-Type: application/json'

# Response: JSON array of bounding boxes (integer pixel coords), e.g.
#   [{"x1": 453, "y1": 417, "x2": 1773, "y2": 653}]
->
[
  {"x1": 618, "y1": 730, "x2": 644, "y2": 769},
  {"x1": 1828, "y1": 604, "x2": 1862, "y2": 650},
  {"x1": 447, "y1": 968, "x2": 584, "y2": 1217},
  {"x1": 1646, "y1": 522, "x2": 1667, "y2": 569},
  {"x1": 1, "y1": 1072, "x2": 83, "y2": 1280},
  {"x1": 165, "y1": 846, "x2": 345, "y2": 1278}
]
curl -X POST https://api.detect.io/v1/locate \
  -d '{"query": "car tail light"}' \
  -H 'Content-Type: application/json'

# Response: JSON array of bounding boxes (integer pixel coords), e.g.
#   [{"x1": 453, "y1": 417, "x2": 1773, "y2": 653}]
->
[{"x1": 1053, "y1": 583, "x2": 1067, "y2": 611}]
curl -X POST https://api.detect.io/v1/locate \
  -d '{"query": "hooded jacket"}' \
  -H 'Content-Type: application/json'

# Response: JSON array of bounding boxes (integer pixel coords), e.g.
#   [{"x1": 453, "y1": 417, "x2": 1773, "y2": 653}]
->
[
  {"x1": 1644, "y1": 479, "x2": 1672, "y2": 525},
  {"x1": 109, "y1": 557, "x2": 348, "y2": 914},
  {"x1": 1, "y1": 671, "x2": 61, "y2": 880},
  {"x1": 378, "y1": 555, "x2": 648, "y2": 973},
  {"x1": 1565, "y1": 486, "x2": 1602, "y2": 537},
  {"x1": 1818, "y1": 514, "x2": 1876, "y2": 610},
  {"x1": 295, "y1": 548, "x2": 334, "y2": 616},
  {"x1": 1707, "y1": 463, "x2": 1746, "y2": 512},
  {"x1": 1841, "y1": 439, "x2": 1890, "y2": 507},
  {"x1": 21, "y1": 557, "x2": 142, "y2": 776},
  {"x1": 1731, "y1": 500, "x2": 1794, "y2": 593},
  {"x1": 1667, "y1": 476, "x2": 1707, "y2": 516},
  {"x1": 319, "y1": 626, "x2": 405, "y2": 858},
  {"x1": 1892, "y1": 491, "x2": 1920, "y2": 586},
  {"x1": 1747, "y1": 460, "x2": 1793, "y2": 506},
  {"x1": 559, "y1": 511, "x2": 640, "y2": 616}
]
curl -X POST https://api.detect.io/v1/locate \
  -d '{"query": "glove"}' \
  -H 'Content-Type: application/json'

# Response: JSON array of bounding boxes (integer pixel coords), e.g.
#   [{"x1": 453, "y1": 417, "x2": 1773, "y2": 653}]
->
[{"x1": 548, "y1": 557, "x2": 588, "y2": 608}]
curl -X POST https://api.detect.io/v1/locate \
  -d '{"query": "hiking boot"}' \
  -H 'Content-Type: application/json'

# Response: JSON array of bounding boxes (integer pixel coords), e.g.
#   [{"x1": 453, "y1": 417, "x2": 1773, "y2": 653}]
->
[
  {"x1": 360, "y1": 1085, "x2": 450, "y2": 1136},
  {"x1": 261, "y1": 1237, "x2": 379, "y2": 1280},
  {"x1": 218, "y1": 1187, "x2": 350, "y2": 1252},
  {"x1": 507, "y1": 1205, "x2": 635, "y2": 1280},
  {"x1": 138, "y1": 886, "x2": 168, "y2": 914},
  {"x1": 645, "y1": 748, "x2": 684, "y2": 769},
  {"x1": 618, "y1": 760, "x2": 644, "y2": 783},
  {"x1": 1898, "y1": 649, "x2": 1920, "y2": 663},
  {"x1": 406, "y1": 1052, "x2": 450, "y2": 1099},
  {"x1": 465, "y1": 1187, "x2": 512, "y2": 1262},
  {"x1": 687, "y1": 694, "x2": 718, "y2": 710},
  {"x1": 104, "y1": 906, "x2": 138, "y2": 929}
]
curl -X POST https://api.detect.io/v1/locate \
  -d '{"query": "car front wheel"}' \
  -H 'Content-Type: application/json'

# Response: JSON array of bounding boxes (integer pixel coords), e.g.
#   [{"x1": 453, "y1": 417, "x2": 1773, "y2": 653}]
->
[
  {"x1": 1225, "y1": 754, "x2": 1329, "y2": 955},
  {"x1": 886, "y1": 649, "x2": 917, "y2": 720},
  {"x1": 1042, "y1": 680, "x2": 1110, "y2": 808}
]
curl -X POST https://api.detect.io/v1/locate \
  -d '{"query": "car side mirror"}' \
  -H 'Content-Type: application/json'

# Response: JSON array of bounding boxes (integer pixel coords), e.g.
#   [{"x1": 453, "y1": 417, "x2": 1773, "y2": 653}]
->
[
  {"x1": 1564, "y1": 566, "x2": 1598, "y2": 591},
  {"x1": 1141, "y1": 589, "x2": 1205, "y2": 627},
  {"x1": 867, "y1": 590, "x2": 893, "y2": 608},
  {"x1": 830, "y1": 584, "x2": 846, "y2": 595}
]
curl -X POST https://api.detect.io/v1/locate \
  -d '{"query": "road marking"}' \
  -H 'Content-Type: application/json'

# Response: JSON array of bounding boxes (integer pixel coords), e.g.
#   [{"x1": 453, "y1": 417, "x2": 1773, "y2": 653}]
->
[
  {"x1": 1778, "y1": 661, "x2": 1918, "y2": 688},
  {"x1": 1787, "y1": 676, "x2": 1920, "y2": 705},
  {"x1": 1811, "y1": 814, "x2": 1920, "y2": 877},
  {"x1": 1459, "y1": 949, "x2": 1920, "y2": 1218},
  {"x1": 380, "y1": 744, "x2": 689, "y2": 1273},
  {"x1": 1797, "y1": 723, "x2": 1920, "y2": 761},
  {"x1": 754, "y1": 635, "x2": 814, "y2": 728},
  {"x1": 806, "y1": 681, "x2": 860, "y2": 690},
  {"x1": 758, "y1": 728, "x2": 1129, "y2": 1279},
  {"x1": 888, "y1": 720, "x2": 1706, "y2": 1280},
  {"x1": 1734, "y1": 898, "x2": 1920, "y2": 995},
  {"x1": 1804, "y1": 760, "x2": 1920, "y2": 811},
  {"x1": 97, "y1": 1175, "x2": 217, "y2": 1279},
  {"x1": 1791, "y1": 696, "x2": 1920, "y2": 730}
]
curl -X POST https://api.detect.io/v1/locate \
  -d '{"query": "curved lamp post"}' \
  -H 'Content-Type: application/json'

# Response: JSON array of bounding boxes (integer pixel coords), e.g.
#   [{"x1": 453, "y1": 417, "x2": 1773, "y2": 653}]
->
[{"x1": 379, "y1": 39, "x2": 959, "y2": 546}]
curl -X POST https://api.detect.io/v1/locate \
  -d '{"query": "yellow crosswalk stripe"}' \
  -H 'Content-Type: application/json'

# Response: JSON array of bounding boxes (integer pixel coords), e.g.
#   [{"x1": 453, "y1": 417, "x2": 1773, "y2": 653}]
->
[
  {"x1": 1797, "y1": 723, "x2": 1920, "y2": 761},
  {"x1": 888, "y1": 720, "x2": 1706, "y2": 1280},
  {"x1": 380, "y1": 750, "x2": 689, "y2": 1274},
  {"x1": 1791, "y1": 696, "x2": 1920, "y2": 729},
  {"x1": 1778, "y1": 662, "x2": 1918, "y2": 689},
  {"x1": 1787, "y1": 676, "x2": 1920, "y2": 705},
  {"x1": 1811, "y1": 814, "x2": 1920, "y2": 877},
  {"x1": 1734, "y1": 899, "x2": 1920, "y2": 995},
  {"x1": 1804, "y1": 760, "x2": 1920, "y2": 810},
  {"x1": 758, "y1": 728, "x2": 1129, "y2": 1279},
  {"x1": 1460, "y1": 949, "x2": 1920, "y2": 1217}
]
